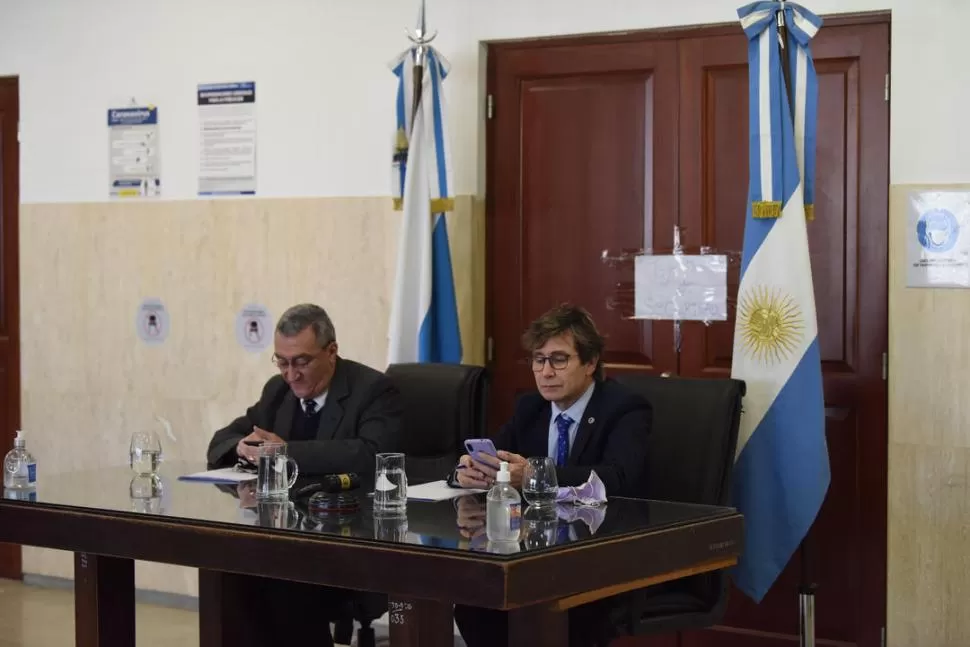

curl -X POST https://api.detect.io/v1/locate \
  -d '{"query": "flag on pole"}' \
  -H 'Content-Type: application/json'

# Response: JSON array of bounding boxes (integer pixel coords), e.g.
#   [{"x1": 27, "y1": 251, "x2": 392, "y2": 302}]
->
[
  {"x1": 387, "y1": 47, "x2": 462, "y2": 364},
  {"x1": 731, "y1": 1, "x2": 828, "y2": 603}
]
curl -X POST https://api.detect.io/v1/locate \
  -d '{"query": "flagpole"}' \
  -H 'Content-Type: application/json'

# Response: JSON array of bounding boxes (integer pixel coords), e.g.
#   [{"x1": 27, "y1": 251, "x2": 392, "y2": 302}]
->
[
  {"x1": 775, "y1": 4, "x2": 818, "y2": 647},
  {"x1": 408, "y1": 0, "x2": 436, "y2": 125}
]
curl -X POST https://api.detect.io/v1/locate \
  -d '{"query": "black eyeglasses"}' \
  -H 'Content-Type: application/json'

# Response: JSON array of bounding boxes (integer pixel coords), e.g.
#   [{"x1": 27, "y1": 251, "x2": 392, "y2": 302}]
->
[
  {"x1": 531, "y1": 353, "x2": 573, "y2": 372},
  {"x1": 272, "y1": 344, "x2": 332, "y2": 371}
]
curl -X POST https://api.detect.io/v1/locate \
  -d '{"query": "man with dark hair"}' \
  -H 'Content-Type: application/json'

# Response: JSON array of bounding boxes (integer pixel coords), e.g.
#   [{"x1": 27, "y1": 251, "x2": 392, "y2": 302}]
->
[
  {"x1": 452, "y1": 303, "x2": 653, "y2": 647},
  {"x1": 206, "y1": 303, "x2": 401, "y2": 646},
  {"x1": 454, "y1": 303, "x2": 650, "y2": 496},
  {"x1": 207, "y1": 303, "x2": 402, "y2": 475}
]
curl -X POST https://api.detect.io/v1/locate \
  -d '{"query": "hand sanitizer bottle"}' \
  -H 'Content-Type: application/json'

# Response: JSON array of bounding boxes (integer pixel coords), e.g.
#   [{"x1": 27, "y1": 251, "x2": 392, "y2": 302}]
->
[
  {"x1": 3, "y1": 430, "x2": 37, "y2": 490},
  {"x1": 486, "y1": 461, "x2": 521, "y2": 543}
]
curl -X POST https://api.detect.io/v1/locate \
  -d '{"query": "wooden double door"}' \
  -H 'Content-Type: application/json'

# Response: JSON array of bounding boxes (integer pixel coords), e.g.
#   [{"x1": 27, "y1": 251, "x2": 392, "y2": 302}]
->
[{"x1": 486, "y1": 14, "x2": 889, "y2": 647}]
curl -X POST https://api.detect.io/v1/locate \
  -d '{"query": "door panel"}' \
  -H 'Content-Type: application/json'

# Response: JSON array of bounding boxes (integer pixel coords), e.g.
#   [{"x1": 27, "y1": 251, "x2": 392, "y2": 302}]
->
[
  {"x1": 487, "y1": 39, "x2": 680, "y2": 425},
  {"x1": 677, "y1": 22, "x2": 889, "y2": 647},
  {"x1": 0, "y1": 76, "x2": 22, "y2": 580}
]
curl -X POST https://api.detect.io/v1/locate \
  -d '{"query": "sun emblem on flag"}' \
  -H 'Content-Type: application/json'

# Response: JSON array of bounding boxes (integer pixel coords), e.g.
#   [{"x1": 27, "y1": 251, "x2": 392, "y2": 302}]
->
[{"x1": 737, "y1": 286, "x2": 804, "y2": 364}]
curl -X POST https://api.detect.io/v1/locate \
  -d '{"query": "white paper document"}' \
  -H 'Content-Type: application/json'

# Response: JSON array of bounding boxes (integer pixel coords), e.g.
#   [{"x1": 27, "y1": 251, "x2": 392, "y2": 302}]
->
[
  {"x1": 197, "y1": 81, "x2": 256, "y2": 195},
  {"x1": 178, "y1": 467, "x2": 256, "y2": 484},
  {"x1": 634, "y1": 254, "x2": 729, "y2": 321},
  {"x1": 406, "y1": 480, "x2": 485, "y2": 502}
]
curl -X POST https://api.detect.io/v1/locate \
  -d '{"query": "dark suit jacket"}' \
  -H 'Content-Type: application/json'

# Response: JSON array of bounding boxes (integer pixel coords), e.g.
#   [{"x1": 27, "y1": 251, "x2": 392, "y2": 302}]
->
[
  {"x1": 206, "y1": 357, "x2": 403, "y2": 476},
  {"x1": 493, "y1": 378, "x2": 652, "y2": 497}
]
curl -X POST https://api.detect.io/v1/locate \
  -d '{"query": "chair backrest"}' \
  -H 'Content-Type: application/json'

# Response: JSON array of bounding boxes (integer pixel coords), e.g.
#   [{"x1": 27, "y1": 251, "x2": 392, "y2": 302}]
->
[
  {"x1": 613, "y1": 373, "x2": 745, "y2": 506},
  {"x1": 385, "y1": 363, "x2": 489, "y2": 481}
]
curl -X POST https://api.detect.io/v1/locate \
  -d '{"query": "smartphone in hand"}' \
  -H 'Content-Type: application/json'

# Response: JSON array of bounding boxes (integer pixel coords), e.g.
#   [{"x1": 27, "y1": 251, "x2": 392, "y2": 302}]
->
[{"x1": 464, "y1": 438, "x2": 499, "y2": 464}]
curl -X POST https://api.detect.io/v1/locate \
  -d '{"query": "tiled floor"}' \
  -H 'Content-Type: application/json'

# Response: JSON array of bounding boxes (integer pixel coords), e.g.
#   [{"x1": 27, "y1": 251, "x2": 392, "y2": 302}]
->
[{"x1": 0, "y1": 578, "x2": 467, "y2": 647}]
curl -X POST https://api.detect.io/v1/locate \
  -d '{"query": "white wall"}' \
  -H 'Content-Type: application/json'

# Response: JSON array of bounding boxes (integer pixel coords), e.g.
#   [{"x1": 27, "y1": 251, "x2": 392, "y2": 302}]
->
[{"x1": 3, "y1": 0, "x2": 969, "y2": 204}]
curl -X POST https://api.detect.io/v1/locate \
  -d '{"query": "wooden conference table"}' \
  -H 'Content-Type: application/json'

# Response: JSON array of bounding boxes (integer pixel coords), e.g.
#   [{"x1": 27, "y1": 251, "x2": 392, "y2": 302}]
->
[{"x1": 0, "y1": 462, "x2": 742, "y2": 646}]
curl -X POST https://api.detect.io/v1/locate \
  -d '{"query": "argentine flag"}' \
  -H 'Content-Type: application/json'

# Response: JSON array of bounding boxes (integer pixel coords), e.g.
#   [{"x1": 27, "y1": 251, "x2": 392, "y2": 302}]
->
[
  {"x1": 387, "y1": 47, "x2": 462, "y2": 364},
  {"x1": 731, "y1": 2, "x2": 829, "y2": 603}
]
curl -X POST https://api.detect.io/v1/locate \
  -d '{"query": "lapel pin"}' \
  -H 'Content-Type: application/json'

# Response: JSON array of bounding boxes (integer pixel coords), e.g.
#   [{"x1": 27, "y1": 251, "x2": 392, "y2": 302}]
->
[{"x1": 588, "y1": 417, "x2": 595, "y2": 424}]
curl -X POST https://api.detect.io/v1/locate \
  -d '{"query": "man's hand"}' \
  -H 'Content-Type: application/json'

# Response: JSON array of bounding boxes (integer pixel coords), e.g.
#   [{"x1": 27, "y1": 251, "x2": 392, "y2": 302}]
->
[
  {"x1": 253, "y1": 427, "x2": 284, "y2": 444},
  {"x1": 474, "y1": 451, "x2": 528, "y2": 489},
  {"x1": 455, "y1": 454, "x2": 489, "y2": 489},
  {"x1": 237, "y1": 482, "x2": 257, "y2": 508},
  {"x1": 235, "y1": 426, "x2": 285, "y2": 462},
  {"x1": 456, "y1": 495, "x2": 486, "y2": 539}
]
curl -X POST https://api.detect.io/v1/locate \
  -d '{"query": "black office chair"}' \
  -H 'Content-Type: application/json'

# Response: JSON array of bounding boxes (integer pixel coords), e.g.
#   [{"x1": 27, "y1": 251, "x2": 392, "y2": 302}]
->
[
  {"x1": 385, "y1": 362, "x2": 489, "y2": 483},
  {"x1": 331, "y1": 362, "x2": 488, "y2": 647},
  {"x1": 612, "y1": 373, "x2": 746, "y2": 637}
]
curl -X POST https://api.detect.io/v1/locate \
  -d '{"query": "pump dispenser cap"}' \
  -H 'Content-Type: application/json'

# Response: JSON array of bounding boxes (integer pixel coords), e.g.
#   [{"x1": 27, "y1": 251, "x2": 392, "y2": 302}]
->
[
  {"x1": 496, "y1": 461, "x2": 510, "y2": 483},
  {"x1": 13, "y1": 430, "x2": 24, "y2": 448}
]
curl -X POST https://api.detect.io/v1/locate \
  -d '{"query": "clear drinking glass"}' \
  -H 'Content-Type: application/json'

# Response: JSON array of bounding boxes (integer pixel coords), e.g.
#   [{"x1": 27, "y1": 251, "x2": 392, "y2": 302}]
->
[
  {"x1": 522, "y1": 456, "x2": 559, "y2": 508},
  {"x1": 129, "y1": 431, "x2": 163, "y2": 476},
  {"x1": 257, "y1": 500, "x2": 300, "y2": 529},
  {"x1": 521, "y1": 504, "x2": 559, "y2": 549},
  {"x1": 373, "y1": 452, "x2": 407, "y2": 516},
  {"x1": 255, "y1": 443, "x2": 299, "y2": 500},
  {"x1": 374, "y1": 514, "x2": 409, "y2": 542},
  {"x1": 129, "y1": 474, "x2": 164, "y2": 514}
]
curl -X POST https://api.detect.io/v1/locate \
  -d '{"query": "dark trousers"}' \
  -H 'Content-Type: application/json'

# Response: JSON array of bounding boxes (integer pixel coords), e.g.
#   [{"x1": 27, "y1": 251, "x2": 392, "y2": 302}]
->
[
  {"x1": 454, "y1": 603, "x2": 612, "y2": 647},
  {"x1": 240, "y1": 577, "x2": 386, "y2": 645}
]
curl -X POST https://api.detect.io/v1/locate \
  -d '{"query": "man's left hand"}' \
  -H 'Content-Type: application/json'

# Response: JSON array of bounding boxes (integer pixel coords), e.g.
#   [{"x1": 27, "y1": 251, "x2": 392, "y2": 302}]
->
[
  {"x1": 474, "y1": 451, "x2": 528, "y2": 489},
  {"x1": 253, "y1": 427, "x2": 285, "y2": 445}
]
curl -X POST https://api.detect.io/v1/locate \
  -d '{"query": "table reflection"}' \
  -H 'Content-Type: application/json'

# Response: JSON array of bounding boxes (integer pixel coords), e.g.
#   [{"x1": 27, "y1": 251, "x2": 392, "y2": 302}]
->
[{"x1": 3, "y1": 462, "x2": 734, "y2": 560}]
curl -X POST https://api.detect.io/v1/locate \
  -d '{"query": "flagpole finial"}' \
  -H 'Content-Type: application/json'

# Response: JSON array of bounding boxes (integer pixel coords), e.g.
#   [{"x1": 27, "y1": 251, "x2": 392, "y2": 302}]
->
[{"x1": 407, "y1": 0, "x2": 437, "y2": 65}]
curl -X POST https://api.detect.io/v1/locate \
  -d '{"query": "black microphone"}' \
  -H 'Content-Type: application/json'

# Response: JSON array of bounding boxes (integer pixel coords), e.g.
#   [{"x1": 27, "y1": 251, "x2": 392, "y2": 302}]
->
[{"x1": 292, "y1": 473, "x2": 361, "y2": 499}]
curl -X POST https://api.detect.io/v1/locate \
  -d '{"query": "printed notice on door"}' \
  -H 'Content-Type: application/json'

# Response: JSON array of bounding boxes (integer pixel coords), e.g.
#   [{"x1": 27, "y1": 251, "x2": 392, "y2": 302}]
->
[
  {"x1": 197, "y1": 82, "x2": 256, "y2": 196},
  {"x1": 108, "y1": 106, "x2": 161, "y2": 198}
]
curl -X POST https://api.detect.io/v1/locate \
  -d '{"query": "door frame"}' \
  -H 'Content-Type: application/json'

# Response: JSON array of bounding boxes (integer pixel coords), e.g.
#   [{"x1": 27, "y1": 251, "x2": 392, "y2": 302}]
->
[{"x1": 0, "y1": 75, "x2": 22, "y2": 580}]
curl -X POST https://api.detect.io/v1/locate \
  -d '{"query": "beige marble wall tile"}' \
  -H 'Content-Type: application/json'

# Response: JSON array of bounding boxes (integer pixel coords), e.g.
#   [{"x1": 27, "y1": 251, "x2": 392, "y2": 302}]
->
[
  {"x1": 887, "y1": 184, "x2": 970, "y2": 646},
  {"x1": 445, "y1": 196, "x2": 486, "y2": 366},
  {"x1": 18, "y1": 195, "x2": 480, "y2": 595}
]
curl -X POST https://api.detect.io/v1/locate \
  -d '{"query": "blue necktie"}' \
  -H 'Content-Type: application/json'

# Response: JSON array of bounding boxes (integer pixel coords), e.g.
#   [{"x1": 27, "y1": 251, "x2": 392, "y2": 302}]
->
[
  {"x1": 555, "y1": 413, "x2": 572, "y2": 467},
  {"x1": 556, "y1": 523, "x2": 570, "y2": 544}
]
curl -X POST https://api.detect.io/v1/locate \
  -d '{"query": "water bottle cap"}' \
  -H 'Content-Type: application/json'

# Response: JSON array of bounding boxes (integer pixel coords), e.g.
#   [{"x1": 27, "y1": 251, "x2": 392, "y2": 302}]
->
[{"x1": 496, "y1": 461, "x2": 510, "y2": 483}]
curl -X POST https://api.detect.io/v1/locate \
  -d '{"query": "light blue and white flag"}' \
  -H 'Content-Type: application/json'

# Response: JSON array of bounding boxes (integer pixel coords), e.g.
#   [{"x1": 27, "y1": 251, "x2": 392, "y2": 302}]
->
[
  {"x1": 387, "y1": 47, "x2": 462, "y2": 364},
  {"x1": 731, "y1": 1, "x2": 828, "y2": 603}
]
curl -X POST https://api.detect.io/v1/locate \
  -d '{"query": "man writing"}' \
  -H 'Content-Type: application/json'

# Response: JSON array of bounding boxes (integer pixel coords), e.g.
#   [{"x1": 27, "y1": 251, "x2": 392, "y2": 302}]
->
[{"x1": 452, "y1": 303, "x2": 653, "y2": 647}]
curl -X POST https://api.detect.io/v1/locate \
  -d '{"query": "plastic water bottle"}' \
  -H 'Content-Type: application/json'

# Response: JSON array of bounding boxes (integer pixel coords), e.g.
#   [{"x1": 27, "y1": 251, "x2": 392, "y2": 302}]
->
[
  {"x1": 486, "y1": 461, "x2": 521, "y2": 543},
  {"x1": 3, "y1": 430, "x2": 37, "y2": 490}
]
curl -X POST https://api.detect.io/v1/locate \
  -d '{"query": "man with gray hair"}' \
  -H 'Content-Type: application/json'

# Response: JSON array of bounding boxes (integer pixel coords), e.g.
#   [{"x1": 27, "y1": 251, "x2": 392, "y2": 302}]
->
[
  {"x1": 207, "y1": 304, "x2": 401, "y2": 645},
  {"x1": 207, "y1": 303, "x2": 402, "y2": 475}
]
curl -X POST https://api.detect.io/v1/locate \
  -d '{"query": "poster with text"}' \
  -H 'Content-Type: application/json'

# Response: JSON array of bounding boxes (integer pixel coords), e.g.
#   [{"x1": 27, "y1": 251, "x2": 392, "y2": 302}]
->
[
  {"x1": 907, "y1": 191, "x2": 970, "y2": 288},
  {"x1": 197, "y1": 81, "x2": 256, "y2": 196},
  {"x1": 108, "y1": 106, "x2": 160, "y2": 198}
]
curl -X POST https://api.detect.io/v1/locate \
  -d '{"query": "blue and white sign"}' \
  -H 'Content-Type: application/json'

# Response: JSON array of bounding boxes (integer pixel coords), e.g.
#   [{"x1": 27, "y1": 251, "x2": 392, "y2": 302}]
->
[
  {"x1": 136, "y1": 298, "x2": 170, "y2": 345},
  {"x1": 108, "y1": 106, "x2": 160, "y2": 198},
  {"x1": 235, "y1": 303, "x2": 272, "y2": 353},
  {"x1": 907, "y1": 191, "x2": 970, "y2": 288}
]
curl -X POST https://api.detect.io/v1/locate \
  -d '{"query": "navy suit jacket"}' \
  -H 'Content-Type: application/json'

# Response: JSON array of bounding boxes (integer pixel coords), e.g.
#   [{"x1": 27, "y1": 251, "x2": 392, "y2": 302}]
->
[{"x1": 493, "y1": 378, "x2": 652, "y2": 497}]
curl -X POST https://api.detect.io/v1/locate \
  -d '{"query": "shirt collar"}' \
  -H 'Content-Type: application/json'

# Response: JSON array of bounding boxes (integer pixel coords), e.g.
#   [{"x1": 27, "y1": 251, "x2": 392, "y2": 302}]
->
[
  {"x1": 551, "y1": 380, "x2": 596, "y2": 423},
  {"x1": 300, "y1": 390, "x2": 328, "y2": 413}
]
